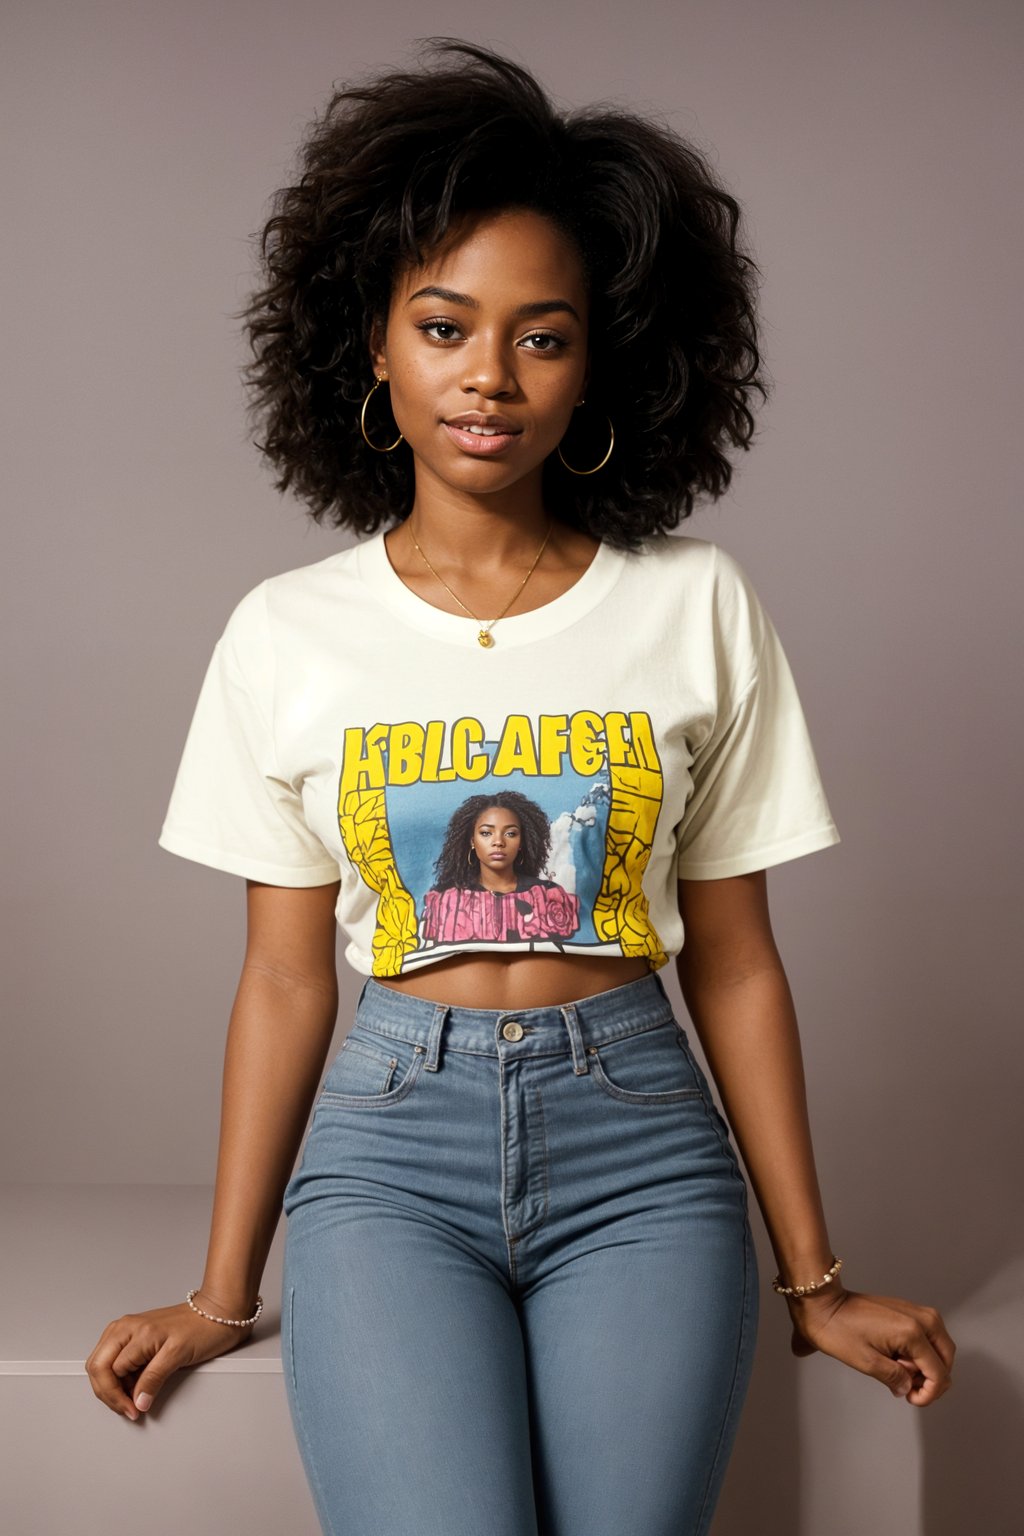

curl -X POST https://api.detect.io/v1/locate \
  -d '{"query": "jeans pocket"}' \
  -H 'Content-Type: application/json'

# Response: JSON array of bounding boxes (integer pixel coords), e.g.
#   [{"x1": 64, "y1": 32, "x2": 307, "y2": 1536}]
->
[
  {"x1": 586, "y1": 1016, "x2": 705, "y2": 1105},
  {"x1": 316, "y1": 1028, "x2": 426, "y2": 1110}
]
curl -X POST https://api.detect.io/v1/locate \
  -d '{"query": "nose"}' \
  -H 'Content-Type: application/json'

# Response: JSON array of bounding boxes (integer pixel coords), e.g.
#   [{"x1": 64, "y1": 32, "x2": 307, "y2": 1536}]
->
[{"x1": 461, "y1": 335, "x2": 517, "y2": 399}]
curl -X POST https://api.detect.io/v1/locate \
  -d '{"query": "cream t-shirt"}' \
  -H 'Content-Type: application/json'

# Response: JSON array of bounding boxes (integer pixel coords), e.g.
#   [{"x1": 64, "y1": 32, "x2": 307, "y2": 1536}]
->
[{"x1": 158, "y1": 529, "x2": 841, "y2": 977}]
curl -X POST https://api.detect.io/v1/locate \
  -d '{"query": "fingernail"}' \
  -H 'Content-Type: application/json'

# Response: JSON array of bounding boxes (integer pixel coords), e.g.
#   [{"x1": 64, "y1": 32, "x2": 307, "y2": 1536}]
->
[
  {"x1": 135, "y1": 1392, "x2": 152, "y2": 1411},
  {"x1": 126, "y1": 1406, "x2": 138, "y2": 1420}
]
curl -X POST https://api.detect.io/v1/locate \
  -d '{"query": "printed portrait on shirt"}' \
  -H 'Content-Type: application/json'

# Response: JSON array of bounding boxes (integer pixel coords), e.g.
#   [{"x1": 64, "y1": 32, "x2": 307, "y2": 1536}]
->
[
  {"x1": 336, "y1": 711, "x2": 668, "y2": 976},
  {"x1": 420, "y1": 791, "x2": 581, "y2": 946}
]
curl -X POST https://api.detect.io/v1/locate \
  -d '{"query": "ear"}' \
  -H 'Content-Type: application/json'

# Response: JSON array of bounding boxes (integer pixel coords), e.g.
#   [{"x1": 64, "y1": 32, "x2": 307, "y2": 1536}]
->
[{"x1": 368, "y1": 316, "x2": 387, "y2": 379}]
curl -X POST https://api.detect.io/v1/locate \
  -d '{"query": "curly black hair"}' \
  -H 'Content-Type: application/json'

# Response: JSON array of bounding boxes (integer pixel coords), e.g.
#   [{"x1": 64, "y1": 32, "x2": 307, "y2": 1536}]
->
[
  {"x1": 431, "y1": 792, "x2": 551, "y2": 889},
  {"x1": 237, "y1": 37, "x2": 767, "y2": 551}
]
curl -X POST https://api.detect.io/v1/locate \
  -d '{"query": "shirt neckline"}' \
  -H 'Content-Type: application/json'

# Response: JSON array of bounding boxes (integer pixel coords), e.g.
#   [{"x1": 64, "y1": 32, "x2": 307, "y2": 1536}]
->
[{"x1": 355, "y1": 526, "x2": 628, "y2": 648}]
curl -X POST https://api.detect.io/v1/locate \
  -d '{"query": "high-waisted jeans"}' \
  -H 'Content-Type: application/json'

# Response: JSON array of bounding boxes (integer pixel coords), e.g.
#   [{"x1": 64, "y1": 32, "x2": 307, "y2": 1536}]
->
[{"x1": 281, "y1": 969, "x2": 758, "y2": 1536}]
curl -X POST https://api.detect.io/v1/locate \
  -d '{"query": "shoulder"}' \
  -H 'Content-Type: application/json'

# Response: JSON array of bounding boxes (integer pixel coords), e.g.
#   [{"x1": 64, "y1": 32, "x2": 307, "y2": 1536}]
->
[
  {"x1": 629, "y1": 530, "x2": 754, "y2": 590},
  {"x1": 632, "y1": 533, "x2": 774, "y2": 704},
  {"x1": 622, "y1": 531, "x2": 757, "y2": 615},
  {"x1": 261, "y1": 542, "x2": 362, "y2": 616},
  {"x1": 625, "y1": 532, "x2": 766, "y2": 629},
  {"x1": 625, "y1": 529, "x2": 717, "y2": 579},
  {"x1": 217, "y1": 543, "x2": 363, "y2": 655}
]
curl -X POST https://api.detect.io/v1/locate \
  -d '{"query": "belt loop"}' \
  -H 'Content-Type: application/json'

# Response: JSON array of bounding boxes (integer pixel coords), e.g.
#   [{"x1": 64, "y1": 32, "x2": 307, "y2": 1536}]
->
[
  {"x1": 560, "y1": 1001, "x2": 590, "y2": 1075},
  {"x1": 424, "y1": 1002, "x2": 449, "y2": 1072}
]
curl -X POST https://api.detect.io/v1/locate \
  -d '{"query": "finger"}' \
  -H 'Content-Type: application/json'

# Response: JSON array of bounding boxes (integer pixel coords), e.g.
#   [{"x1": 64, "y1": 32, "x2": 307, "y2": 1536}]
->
[
  {"x1": 871, "y1": 1350, "x2": 918, "y2": 1398},
  {"x1": 811, "y1": 1323, "x2": 909, "y2": 1395},
  {"x1": 921, "y1": 1309, "x2": 957, "y2": 1375},
  {"x1": 84, "y1": 1323, "x2": 143, "y2": 1420},
  {"x1": 847, "y1": 1334, "x2": 930, "y2": 1399},
  {"x1": 111, "y1": 1330, "x2": 171, "y2": 1414},
  {"x1": 862, "y1": 1296, "x2": 956, "y2": 1402},
  {"x1": 870, "y1": 1296, "x2": 957, "y2": 1371},
  {"x1": 126, "y1": 1340, "x2": 181, "y2": 1414},
  {"x1": 893, "y1": 1303, "x2": 956, "y2": 1404},
  {"x1": 891, "y1": 1353, "x2": 950, "y2": 1395},
  {"x1": 889, "y1": 1328, "x2": 952, "y2": 1406}
]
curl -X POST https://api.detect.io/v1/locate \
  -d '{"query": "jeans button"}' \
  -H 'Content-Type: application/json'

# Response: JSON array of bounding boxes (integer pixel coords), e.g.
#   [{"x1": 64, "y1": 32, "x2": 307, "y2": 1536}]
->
[{"x1": 502, "y1": 1021, "x2": 524, "y2": 1041}]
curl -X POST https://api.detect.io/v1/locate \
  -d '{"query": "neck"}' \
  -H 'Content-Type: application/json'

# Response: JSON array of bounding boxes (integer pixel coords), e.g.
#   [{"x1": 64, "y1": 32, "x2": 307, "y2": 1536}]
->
[
  {"x1": 401, "y1": 467, "x2": 553, "y2": 571},
  {"x1": 474, "y1": 869, "x2": 518, "y2": 892}
]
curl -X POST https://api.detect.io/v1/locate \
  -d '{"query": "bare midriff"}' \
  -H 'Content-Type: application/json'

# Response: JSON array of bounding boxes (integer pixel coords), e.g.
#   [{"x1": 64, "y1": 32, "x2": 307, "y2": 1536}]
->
[{"x1": 372, "y1": 952, "x2": 654, "y2": 1011}]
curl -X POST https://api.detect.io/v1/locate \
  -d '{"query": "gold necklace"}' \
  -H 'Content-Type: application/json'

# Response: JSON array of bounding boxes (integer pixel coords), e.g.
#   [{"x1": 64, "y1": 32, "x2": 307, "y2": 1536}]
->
[{"x1": 405, "y1": 520, "x2": 555, "y2": 647}]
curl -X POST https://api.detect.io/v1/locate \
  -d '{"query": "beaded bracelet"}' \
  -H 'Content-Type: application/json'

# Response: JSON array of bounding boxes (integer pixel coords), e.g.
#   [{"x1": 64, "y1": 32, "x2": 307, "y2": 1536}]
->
[
  {"x1": 186, "y1": 1287, "x2": 263, "y2": 1328},
  {"x1": 771, "y1": 1254, "x2": 843, "y2": 1297}
]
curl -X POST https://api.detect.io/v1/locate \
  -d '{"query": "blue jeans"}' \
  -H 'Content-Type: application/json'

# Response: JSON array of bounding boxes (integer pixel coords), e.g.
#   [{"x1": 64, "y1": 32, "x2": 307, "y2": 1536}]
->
[{"x1": 281, "y1": 970, "x2": 758, "y2": 1536}]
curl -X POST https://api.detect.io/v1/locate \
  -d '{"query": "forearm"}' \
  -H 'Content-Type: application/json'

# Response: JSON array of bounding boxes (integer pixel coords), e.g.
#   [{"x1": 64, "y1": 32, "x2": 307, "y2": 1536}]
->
[
  {"x1": 676, "y1": 953, "x2": 835, "y2": 1287},
  {"x1": 197, "y1": 965, "x2": 339, "y2": 1314}
]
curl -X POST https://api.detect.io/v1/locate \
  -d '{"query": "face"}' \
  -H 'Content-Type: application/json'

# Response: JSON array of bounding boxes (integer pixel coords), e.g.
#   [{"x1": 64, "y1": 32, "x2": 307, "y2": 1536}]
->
[
  {"x1": 471, "y1": 805, "x2": 523, "y2": 874},
  {"x1": 370, "y1": 207, "x2": 589, "y2": 497}
]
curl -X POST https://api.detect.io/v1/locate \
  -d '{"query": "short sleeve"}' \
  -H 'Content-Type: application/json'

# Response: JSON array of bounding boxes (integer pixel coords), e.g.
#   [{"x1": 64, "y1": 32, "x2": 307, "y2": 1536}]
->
[
  {"x1": 675, "y1": 546, "x2": 841, "y2": 880},
  {"x1": 157, "y1": 583, "x2": 341, "y2": 886}
]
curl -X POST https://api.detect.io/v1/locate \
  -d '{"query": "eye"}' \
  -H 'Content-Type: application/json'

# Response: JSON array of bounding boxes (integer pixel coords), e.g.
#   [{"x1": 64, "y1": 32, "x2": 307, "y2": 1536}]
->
[
  {"x1": 519, "y1": 331, "x2": 568, "y2": 353},
  {"x1": 416, "y1": 318, "x2": 463, "y2": 343}
]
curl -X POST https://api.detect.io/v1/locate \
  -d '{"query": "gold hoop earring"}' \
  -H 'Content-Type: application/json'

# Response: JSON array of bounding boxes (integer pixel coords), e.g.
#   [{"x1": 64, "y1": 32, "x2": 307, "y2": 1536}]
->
[
  {"x1": 556, "y1": 405, "x2": 615, "y2": 476},
  {"x1": 360, "y1": 375, "x2": 403, "y2": 453}
]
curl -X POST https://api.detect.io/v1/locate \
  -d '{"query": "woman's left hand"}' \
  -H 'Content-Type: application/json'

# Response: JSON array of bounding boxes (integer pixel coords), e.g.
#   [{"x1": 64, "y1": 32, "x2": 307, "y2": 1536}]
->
[{"x1": 785, "y1": 1286, "x2": 955, "y2": 1406}]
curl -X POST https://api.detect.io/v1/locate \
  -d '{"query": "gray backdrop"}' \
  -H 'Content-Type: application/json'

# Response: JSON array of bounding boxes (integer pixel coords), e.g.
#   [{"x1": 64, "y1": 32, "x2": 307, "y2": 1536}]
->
[{"x1": 4, "y1": 2, "x2": 1021, "y2": 1532}]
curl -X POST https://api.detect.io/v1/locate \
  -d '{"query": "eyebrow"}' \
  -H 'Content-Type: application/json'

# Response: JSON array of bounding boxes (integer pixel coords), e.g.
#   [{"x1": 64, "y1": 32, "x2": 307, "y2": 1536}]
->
[{"x1": 406, "y1": 285, "x2": 582, "y2": 323}]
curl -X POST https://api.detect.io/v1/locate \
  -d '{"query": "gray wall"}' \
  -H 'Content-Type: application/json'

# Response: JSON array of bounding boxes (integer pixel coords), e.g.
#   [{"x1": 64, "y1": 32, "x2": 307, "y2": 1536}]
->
[{"x1": 4, "y1": 2, "x2": 1021, "y2": 1532}]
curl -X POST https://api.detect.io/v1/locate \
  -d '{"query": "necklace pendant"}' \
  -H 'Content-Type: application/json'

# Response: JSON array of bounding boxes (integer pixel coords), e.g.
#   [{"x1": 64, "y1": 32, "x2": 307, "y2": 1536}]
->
[{"x1": 478, "y1": 630, "x2": 494, "y2": 648}]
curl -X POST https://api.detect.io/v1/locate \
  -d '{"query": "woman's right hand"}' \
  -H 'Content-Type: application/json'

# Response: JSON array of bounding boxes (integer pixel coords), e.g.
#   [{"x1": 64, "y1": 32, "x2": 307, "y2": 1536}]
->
[{"x1": 85, "y1": 1294, "x2": 257, "y2": 1421}]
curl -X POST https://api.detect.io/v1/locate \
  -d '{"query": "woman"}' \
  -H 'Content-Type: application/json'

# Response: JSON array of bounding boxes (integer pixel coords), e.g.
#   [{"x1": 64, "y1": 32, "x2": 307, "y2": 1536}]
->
[
  {"x1": 420, "y1": 794, "x2": 582, "y2": 947},
  {"x1": 85, "y1": 39, "x2": 955, "y2": 1536}
]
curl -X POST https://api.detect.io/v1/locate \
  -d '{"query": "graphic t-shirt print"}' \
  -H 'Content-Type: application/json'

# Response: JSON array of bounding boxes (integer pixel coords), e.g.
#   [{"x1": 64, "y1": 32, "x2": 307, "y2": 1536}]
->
[{"x1": 337, "y1": 711, "x2": 669, "y2": 976}]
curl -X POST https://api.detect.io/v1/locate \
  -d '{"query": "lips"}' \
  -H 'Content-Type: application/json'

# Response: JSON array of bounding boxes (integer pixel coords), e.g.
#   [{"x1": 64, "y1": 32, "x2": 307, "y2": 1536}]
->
[
  {"x1": 442, "y1": 412, "x2": 523, "y2": 457},
  {"x1": 444, "y1": 412, "x2": 521, "y2": 434}
]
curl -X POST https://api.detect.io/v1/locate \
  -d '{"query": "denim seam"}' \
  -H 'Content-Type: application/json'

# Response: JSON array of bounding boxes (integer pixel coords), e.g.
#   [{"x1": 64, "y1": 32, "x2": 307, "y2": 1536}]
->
[
  {"x1": 343, "y1": 1036, "x2": 395, "y2": 1067},
  {"x1": 586, "y1": 1038, "x2": 705, "y2": 1105},
  {"x1": 533, "y1": 1084, "x2": 551, "y2": 1229},
  {"x1": 586, "y1": 1051, "x2": 704, "y2": 1106},
  {"x1": 692, "y1": 1225, "x2": 754, "y2": 1535},
  {"x1": 508, "y1": 1082, "x2": 551, "y2": 1242},
  {"x1": 580, "y1": 1012, "x2": 680, "y2": 1051},
  {"x1": 343, "y1": 1036, "x2": 679, "y2": 1061},
  {"x1": 335, "y1": 1037, "x2": 395, "y2": 1094},
  {"x1": 498, "y1": 1053, "x2": 518, "y2": 1286},
  {"x1": 317, "y1": 1049, "x2": 425, "y2": 1109},
  {"x1": 349, "y1": 1014, "x2": 677, "y2": 1057},
  {"x1": 284, "y1": 1284, "x2": 342, "y2": 1536},
  {"x1": 355, "y1": 1028, "x2": 501, "y2": 1061},
  {"x1": 287, "y1": 1283, "x2": 297, "y2": 1393},
  {"x1": 690, "y1": 1071, "x2": 748, "y2": 1197}
]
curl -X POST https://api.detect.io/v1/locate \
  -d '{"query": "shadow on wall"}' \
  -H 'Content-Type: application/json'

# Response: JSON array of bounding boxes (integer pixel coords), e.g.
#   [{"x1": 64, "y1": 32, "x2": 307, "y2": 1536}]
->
[
  {"x1": 923, "y1": 1346, "x2": 1023, "y2": 1534},
  {"x1": 923, "y1": 1258, "x2": 1024, "y2": 1536}
]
